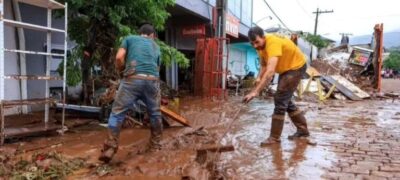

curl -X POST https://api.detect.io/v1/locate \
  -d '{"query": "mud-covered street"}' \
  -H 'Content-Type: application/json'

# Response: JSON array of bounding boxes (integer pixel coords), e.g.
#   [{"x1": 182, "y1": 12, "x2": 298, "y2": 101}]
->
[
  {"x1": 1, "y1": 96, "x2": 400, "y2": 179},
  {"x1": 1, "y1": 0, "x2": 400, "y2": 179}
]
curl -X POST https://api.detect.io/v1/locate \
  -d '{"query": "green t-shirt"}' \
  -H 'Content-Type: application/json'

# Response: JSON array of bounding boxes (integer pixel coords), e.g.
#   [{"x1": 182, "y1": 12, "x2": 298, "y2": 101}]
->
[{"x1": 121, "y1": 35, "x2": 161, "y2": 77}]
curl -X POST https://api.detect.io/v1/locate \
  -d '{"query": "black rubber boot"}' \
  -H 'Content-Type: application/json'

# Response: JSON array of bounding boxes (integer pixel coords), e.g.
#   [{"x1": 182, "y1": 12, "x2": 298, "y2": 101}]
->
[
  {"x1": 288, "y1": 110, "x2": 310, "y2": 140},
  {"x1": 261, "y1": 115, "x2": 285, "y2": 147},
  {"x1": 99, "y1": 130, "x2": 119, "y2": 163}
]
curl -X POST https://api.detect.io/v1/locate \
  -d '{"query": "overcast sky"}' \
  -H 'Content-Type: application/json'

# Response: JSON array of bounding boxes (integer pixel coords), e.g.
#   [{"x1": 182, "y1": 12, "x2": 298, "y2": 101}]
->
[{"x1": 253, "y1": 0, "x2": 400, "y2": 41}]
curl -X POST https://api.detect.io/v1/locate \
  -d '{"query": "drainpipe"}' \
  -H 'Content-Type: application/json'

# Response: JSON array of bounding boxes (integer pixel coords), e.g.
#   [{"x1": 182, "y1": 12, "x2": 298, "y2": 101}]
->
[
  {"x1": 221, "y1": 0, "x2": 227, "y2": 90},
  {"x1": 11, "y1": 0, "x2": 28, "y2": 114},
  {"x1": 217, "y1": 0, "x2": 227, "y2": 89}
]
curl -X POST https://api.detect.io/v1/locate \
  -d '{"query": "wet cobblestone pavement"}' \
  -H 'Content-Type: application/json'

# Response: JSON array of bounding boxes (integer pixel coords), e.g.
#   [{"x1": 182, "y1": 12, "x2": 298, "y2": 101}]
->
[{"x1": 215, "y1": 98, "x2": 400, "y2": 179}]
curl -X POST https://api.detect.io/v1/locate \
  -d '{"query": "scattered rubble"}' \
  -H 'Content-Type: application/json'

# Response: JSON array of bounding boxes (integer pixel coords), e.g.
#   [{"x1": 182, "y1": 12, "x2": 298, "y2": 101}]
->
[
  {"x1": 0, "y1": 151, "x2": 87, "y2": 179},
  {"x1": 302, "y1": 41, "x2": 384, "y2": 102}
]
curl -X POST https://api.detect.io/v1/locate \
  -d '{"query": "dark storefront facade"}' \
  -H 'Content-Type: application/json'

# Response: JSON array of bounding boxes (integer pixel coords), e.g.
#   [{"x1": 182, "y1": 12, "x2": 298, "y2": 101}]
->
[{"x1": 161, "y1": 0, "x2": 256, "y2": 91}]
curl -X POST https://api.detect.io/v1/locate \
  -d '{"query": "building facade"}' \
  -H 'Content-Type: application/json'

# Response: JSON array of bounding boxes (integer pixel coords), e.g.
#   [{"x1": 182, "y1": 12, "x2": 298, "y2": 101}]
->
[
  {"x1": 163, "y1": 0, "x2": 257, "y2": 90},
  {"x1": 2, "y1": 0, "x2": 258, "y2": 115}
]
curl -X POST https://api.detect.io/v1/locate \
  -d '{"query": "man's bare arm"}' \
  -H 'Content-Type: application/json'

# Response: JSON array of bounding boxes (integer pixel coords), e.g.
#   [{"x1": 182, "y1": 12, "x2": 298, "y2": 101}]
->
[
  {"x1": 254, "y1": 58, "x2": 267, "y2": 85},
  {"x1": 115, "y1": 48, "x2": 126, "y2": 72},
  {"x1": 257, "y1": 64, "x2": 266, "y2": 80},
  {"x1": 253, "y1": 57, "x2": 278, "y2": 94},
  {"x1": 243, "y1": 56, "x2": 278, "y2": 103}
]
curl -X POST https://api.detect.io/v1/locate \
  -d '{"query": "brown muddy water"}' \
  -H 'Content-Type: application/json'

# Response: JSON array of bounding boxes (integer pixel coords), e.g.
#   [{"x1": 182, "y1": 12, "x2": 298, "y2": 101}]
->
[{"x1": 1, "y1": 96, "x2": 400, "y2": 179}]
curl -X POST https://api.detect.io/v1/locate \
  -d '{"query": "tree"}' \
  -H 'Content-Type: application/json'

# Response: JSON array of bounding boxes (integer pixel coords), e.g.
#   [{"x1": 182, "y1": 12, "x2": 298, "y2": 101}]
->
[
  {"x1": 304, "y1": 34, "x2": 330, "y2": 49},
  {"x1": 56, "y1": 0, "x2": 189, "y2": 104},
  {"x1": 384, "y1": 50, "x2": 400, "y2": 71}
]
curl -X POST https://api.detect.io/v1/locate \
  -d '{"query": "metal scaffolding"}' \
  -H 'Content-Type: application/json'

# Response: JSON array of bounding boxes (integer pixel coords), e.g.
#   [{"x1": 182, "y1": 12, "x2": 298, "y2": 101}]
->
[{"x1": 0, "y1": 0, "x2": 68, "y2": 145}]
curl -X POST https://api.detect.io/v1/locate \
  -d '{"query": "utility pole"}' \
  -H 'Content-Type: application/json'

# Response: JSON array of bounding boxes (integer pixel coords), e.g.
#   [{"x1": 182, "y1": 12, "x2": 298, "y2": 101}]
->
[
  {"x1": 313, "y1": 8, "x2": 333, "y2": 35},
  {"x1": 309, "y1": 8, "x2": 333, "y2": 62}
]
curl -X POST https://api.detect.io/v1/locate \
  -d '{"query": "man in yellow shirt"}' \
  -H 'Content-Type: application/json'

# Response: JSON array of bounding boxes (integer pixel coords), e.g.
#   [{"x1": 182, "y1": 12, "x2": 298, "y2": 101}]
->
[{"x1": 243, "y1": 26, "x2": 310, "y2": 145}]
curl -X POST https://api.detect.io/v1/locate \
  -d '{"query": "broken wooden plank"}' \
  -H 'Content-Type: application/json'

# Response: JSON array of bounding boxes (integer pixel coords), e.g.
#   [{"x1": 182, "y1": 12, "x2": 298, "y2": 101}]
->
[
  {"x1": 197, "y1": 144, "x2": 234, "y2": 153},
  {"x1": 320, "y1": 78, "x2": 347, "y2": 100},
  {"x1": 160, "y1": 106, "x2": 190, "y2": 127},
  {"x1": 384, "y1": 92, "x2": 399, "y2": 98},
  {"x1": 306, "y1": 66, "x2": 321, "y2": 77},
  {"x1": 124, "y1": 116, "x2": 143, "y2": 126},
  {"x1": 321, "y1": 76, "x2": 362, "y2": 101},
  {"x1": 195, "y1": 144, "x2": 234, "y2": 165},
  {"x1": 330, "y1": 75, "x2": 370, "y2": 99}
]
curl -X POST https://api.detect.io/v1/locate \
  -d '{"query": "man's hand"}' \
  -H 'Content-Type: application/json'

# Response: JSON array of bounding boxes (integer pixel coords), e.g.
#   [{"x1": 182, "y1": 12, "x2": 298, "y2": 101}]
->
[{"x1": 243, "y1": 91, "x2": 258, "y2": 104}]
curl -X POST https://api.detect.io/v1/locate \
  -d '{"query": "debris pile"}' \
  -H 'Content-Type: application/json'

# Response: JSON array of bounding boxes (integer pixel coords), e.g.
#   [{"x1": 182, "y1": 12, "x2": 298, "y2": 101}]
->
[
  {"x1": 0, "y1": 151, "x2": 86, "y2": 179},
  {"x1": 299, "y1": 41, "x2": 386, "y2": 102}
]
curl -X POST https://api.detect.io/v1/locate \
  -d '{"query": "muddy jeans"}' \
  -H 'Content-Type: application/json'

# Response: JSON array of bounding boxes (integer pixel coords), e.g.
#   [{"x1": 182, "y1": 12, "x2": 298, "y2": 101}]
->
[
  {"x1": 274, "y1": 64, "x2": 307, "y2": 115},
  {"x1": 108, "y1": 78, "x2": 162, "y2": 135}
]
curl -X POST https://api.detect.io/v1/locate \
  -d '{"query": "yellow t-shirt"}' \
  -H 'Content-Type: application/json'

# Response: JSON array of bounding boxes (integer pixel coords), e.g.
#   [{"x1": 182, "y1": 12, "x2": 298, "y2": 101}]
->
[{"x1": 257, "y1": 34, "x2": 306, "y2": 74}]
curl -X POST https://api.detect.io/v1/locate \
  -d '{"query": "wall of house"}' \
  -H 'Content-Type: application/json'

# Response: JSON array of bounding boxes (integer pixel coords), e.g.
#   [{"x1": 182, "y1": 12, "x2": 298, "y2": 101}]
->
[
  {"x1": 229, "y1": 43, "x2": 259, "y2": 76},
  {"x1": 246, "y1": 48, "x2": 259, "y2": 75},
  {"x1": 228, "y1": 47, "x2": 247, "y2": 76},
  {"x1": 297, "y1": 37, "x2": 317, "y2": 65},
  {"x1": 176, "y1": 0, "x2": 212, "y2": 20}
]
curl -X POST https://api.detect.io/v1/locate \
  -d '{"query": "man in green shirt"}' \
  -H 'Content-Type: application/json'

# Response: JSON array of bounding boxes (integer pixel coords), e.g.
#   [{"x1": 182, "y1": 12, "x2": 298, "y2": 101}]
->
[{"x1": 99, "y1": 24, "x2": 162, "y2": 163}]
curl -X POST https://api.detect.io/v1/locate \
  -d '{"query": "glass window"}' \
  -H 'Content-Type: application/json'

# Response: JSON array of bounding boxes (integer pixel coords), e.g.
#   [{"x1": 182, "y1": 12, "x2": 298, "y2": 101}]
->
[
  {"x1": 228, "y1": 0, "x2": 241, "y2": 18},
  {"x1": 228, "y1": 0, "x2": 235, "y2": 15},
  {"x1": 228, "y1": 0, "x2": 253, "y2": 26},
  {"x1": 209, "y1": 0, "x2": 216, "y2": 6},
  {"x1": 241, "y1": 0, "x2": 252, "y2": 26},
  {"x1": 234, "y1": 0, "x2": 241, "y2": 18}
]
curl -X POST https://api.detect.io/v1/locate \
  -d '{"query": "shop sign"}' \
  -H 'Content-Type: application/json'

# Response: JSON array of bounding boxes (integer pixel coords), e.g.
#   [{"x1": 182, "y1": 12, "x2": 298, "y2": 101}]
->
[
  {"x1": 182, "y1": 24, "x2": 206, "y2": 37},
  {"x1": 226, "y1": 14, "x2": 240, "y2": 38}
]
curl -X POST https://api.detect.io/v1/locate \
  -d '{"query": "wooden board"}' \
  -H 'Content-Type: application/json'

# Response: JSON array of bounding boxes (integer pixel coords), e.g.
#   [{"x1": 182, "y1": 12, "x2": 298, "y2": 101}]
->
[
  {"x1": 330, "y1": 75, "x2": 370, "y2": 99},
  {"x1": 320, "y1": 78, "x2": 347, "y2": 100},
  {"x1": 321, "y1": 76, "x2": 362, "y2": 101},
  {"x1": 197, "y1": 145, "x2": 234, "y2": 153},
  {"x1": 161, "y1": 106, "x2": 190, "y2": 127},
  {"x1": 306, "y1": 66, "x2": 321, "y2": 77}
]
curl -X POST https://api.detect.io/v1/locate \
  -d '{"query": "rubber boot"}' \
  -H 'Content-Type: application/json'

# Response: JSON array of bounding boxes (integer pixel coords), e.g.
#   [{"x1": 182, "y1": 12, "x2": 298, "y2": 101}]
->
[
  {"x1": 261, "y1": 115, "x2": 285, "y2": 147},
  {"x1": 288, "y1": 110, "x2": 310, "y2": 140},
  {"x1": 139, "y1": 119, "x2": 163, "y2": 154},
  {"x1": 99, "y1": 129, "x2": 119, "y2": 163}
]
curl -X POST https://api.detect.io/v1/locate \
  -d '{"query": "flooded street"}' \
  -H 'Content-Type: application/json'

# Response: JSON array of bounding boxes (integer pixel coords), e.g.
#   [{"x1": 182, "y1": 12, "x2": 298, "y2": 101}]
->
[{"x1": 1, "y1": 97, "x2": 400, "y2": 179}]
